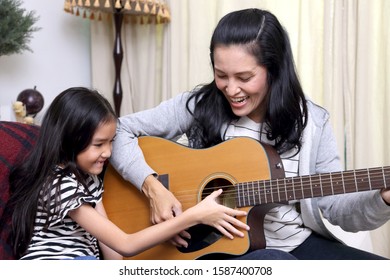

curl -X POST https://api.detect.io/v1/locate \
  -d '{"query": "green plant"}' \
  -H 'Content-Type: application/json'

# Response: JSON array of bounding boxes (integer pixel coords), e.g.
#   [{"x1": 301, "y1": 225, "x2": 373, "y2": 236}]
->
[{"x1": 0, "y1": 0, "x2": 40, "y2": 56}]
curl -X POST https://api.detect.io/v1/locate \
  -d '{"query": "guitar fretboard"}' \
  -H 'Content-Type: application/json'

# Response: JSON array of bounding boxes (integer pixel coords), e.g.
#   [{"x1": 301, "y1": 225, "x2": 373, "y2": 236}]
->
[{"x1": 236, "y1": 166, "x2": 390, "y2": 208}]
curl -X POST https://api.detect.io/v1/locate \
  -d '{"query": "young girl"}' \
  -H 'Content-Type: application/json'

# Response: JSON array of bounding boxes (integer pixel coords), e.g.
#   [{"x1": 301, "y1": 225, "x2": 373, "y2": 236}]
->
[{"x1": 8, "y1": 87, "x2": 249, "y2": 260}]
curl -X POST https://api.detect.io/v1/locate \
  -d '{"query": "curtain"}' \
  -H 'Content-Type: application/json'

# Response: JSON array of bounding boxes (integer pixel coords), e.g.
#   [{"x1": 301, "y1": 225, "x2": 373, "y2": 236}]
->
[
  {"x1": 90, "y1": 0, "x2": 390, "y2": 258},
  {"x1": 322, "y1": 0, "x2": 390, "y2": 258}
]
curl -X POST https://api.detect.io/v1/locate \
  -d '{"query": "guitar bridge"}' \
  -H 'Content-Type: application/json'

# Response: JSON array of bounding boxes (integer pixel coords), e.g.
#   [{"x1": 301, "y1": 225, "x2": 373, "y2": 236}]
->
[{"x1": 177, "y1": 224, "x2": 222, "y2": 253}]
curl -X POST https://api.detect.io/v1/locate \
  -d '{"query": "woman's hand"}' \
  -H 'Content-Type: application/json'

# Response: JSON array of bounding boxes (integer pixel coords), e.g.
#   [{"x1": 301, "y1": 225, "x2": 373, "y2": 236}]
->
[
  {"x1": 380, "y1": 188, "x2": 390, "y2": 206},
  {"x1": 142, "y1": 174, "x2": 188, "y2": 246},
  {"x1": 142, "y1": 174, "x2": 182, "y2": 223}
]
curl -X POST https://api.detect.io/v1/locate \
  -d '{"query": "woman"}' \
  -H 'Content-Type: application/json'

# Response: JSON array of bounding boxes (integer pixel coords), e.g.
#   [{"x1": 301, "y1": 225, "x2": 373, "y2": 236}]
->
[{"x1": 111, "y1": 8, "x2": 390, "y2": 259}]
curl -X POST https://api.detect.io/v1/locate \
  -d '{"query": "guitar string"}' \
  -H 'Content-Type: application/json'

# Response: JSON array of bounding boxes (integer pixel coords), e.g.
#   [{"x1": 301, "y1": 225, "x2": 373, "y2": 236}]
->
[
  {"x1": 170, "y1": 169, "x2": 389, "y2": 197},
  {"x1": 170, "y1": 170, "x2": 389, "y2": 205}
]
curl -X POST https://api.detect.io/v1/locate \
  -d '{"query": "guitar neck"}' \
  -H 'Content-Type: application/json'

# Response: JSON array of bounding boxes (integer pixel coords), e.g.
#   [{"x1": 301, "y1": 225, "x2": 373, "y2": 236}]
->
[{"x1": 236, "y1": 166, "x2": 390, "y2": 207}]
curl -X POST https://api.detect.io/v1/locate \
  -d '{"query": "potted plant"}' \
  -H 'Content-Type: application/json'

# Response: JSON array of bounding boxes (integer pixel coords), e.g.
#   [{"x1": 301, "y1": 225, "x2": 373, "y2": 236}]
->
[{"x1": 0, "y1": 0, "x2": 40, "y2": 56}]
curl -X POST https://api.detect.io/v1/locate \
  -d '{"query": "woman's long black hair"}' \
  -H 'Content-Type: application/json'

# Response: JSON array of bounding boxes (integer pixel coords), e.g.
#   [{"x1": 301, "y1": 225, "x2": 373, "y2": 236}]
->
[
  {"x1": 8, "y1": 87, "x2": 116, "y2": 258},
  {"x1": 186, "y1": 8, "x2": 307, "y2": 153}
]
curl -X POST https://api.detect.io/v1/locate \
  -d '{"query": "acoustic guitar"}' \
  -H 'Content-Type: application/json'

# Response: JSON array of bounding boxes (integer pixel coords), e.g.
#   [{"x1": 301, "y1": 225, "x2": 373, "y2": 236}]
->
[{"x1": 102, "y1": 136, "x2": 389, "y2": 260}]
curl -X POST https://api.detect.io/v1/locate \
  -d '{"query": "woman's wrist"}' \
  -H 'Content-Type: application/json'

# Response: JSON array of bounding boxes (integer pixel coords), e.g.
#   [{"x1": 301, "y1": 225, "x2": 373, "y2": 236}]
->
[{"x1": 142, "y1": 175, "x2": 156, "y2": 198}]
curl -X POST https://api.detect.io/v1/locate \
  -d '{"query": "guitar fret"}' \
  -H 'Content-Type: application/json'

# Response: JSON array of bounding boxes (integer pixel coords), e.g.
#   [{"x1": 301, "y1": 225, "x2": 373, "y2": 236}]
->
[
  {"x1": 249, "y1": 182, "x2": 253, "y2": 204},
  {"x1": 257, "y1": 181, "x2": 263, "y2": 205},
  {"x1": 291, "y1": 177, "x2": 296, "y2": 200},
  {"x1": 319, "y1": 174, "x2": 323, "y2": 196},
  {"x1": 301, "y1": 176, "x2": 312, "y2": 199},
  {"x1": 251, "y1": 182, "x2": 256, "y2": 205},
  {"x1": 368, "y1": 169, "x2": 372, "y2": 190},
  {"x1": 308, "y1": 175, "x2": 321, "y2": 197},
  {"x1": 284, "y1": 178, "x2": 288, "y2": 201},
  {"x1": 285, "y1": 178, "x2": 294, "y2": 200},
  {"x1": 246, "y1": 183, "x2": 250, "y2": 205},
  {"x1": 291, "y1": 176, "x2": 302, "y2": 200},
  {"x1": 264, "y1": 180, "x2": 272, "y2": 203},
  {"x1": 355, "y1": 169, "x2": 369, "y2": 191},
  {"x1": 276, "y1": 178, "x2": 281, "y2": 202},
  {"x1": 237, "y1": 184, "x2": 242, "y2": 207},
  {"x1": 331, "y1": 172, "x2": 342, "y2": 195},
  {"x1": 333, "y1": 173, "x2": 336, "y2": 195},
  {"x1": 356, "y1": 169, "x2": 365, "y2": 191},
  {"x1": 245, "y1": 182, "x2": 250, "y2": 206},
  {"x1": 253, "y1": 182, "x2": 258, "y2": 205},
  {"x1": 260, "y1": 181, "x2": 264, "y2": 203},
  {"x1": 243, "y1": 182, "x2": 248, "y2": 206},
  {"x1": 332, "y1": 173, "x2": 343, "y2": 195},
  {"x1": 243, "y1": 183, "x2": 249, "y2": 206},
  {"x1": 251, "y1": 181, "x2": 255, "y2": 206},
  {"x1": 354, "y1": 170, "x2": 358, "y2": 192},
  {"x1": 383, "y1": 167, "x2": 388, "y2": 188},
  {"x1": 328, "y1": 173, "x2": 338, "y2": 195},
  {"x1": 309, "y1": 175, "x2": 314, "y2": 198}
]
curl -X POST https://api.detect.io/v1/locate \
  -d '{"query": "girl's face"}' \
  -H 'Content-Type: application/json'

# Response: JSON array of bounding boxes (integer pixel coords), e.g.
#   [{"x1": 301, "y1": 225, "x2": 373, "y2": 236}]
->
[
  {"x1": 76, "y1": 119, "x2": 116, "y2": 175},
  {"x1": 214, "y1": 45, "x2": 268, "y2": 123}
]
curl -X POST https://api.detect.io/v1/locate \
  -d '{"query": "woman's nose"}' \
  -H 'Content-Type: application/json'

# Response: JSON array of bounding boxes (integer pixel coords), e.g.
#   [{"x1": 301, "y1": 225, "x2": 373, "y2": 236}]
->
[{"x1": 225, "y1": 80, "x2": 241, "y2": 95}]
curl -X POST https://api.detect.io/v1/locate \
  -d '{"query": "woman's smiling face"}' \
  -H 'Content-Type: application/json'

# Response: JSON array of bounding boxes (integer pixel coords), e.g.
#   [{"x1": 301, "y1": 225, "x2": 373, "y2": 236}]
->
[{"x1": 213, "y1": 44, "x2": 268, "y2": 123}]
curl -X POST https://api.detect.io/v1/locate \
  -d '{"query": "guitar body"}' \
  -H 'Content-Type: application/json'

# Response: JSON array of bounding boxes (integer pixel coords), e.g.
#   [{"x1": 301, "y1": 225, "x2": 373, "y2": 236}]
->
[{"x1": 103, "y1": 136, "x2": 285, "y2": 260}]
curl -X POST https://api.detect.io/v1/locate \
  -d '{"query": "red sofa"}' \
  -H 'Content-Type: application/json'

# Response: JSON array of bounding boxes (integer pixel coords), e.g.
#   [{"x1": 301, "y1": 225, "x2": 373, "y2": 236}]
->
[{"x1": 0, "y1": 121, "x2": 39, "y2": 259}]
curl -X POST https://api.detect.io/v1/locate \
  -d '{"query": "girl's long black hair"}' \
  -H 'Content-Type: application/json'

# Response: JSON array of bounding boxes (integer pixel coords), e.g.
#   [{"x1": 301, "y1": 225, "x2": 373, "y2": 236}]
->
[
  {"x1": 8, "y1": 87, "x2": 116, "y2": 258},
  {"x1": 186, "y1": 8, "x2": 307, "y2": 153}
]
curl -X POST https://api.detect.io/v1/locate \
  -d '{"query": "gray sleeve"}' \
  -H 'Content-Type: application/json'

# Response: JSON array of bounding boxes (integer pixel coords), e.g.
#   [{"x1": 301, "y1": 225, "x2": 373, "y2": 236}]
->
[
  {"x1": 319, "y1": 190, "x2": 390, "y2": 232},
  {"x1": 110, "y1": 92, "x2": 195, "y2": 190},
  {"x1": 313, "y1": 108, "x2": 390, "y2": 231}
]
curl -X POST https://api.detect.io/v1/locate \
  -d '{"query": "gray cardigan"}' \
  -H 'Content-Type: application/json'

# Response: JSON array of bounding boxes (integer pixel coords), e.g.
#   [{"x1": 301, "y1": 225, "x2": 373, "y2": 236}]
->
[{"x1": 111, "y1": 91, "x2": 390, "y2": 239}]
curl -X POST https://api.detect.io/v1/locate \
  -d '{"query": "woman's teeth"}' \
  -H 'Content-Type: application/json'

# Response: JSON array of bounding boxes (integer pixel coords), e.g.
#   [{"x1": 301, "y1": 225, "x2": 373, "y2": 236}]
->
[{"x1": 232, "y1": 96, "x2": 248, "y2": 103}]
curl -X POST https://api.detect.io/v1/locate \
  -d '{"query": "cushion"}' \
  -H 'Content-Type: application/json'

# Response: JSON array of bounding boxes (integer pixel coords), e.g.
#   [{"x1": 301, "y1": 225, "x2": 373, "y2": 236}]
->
[{"x1": 0, "y1": 121, "x2": 39, "y2": 259}]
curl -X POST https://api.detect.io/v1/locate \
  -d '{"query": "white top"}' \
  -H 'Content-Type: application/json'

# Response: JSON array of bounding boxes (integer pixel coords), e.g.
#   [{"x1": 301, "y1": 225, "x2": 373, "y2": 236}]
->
[{"x1": 223, "y1": 116, "x2": 311, "y2": 252}]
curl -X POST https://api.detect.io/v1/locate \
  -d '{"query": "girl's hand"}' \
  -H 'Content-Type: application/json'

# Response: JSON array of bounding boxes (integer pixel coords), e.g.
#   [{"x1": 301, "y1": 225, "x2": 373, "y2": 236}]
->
[{"x1": 189, "y1": 189, "x2": 250, "y2": 239}]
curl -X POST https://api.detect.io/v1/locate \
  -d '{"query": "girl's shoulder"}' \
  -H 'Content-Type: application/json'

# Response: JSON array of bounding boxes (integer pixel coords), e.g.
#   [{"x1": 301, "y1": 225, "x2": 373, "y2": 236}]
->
[
  {"x1": 52, "y1": 167, "x2": 101, "y2": 192},
  {"x1": 52, "y1": 166, "x2": 79, "y2": 186}
]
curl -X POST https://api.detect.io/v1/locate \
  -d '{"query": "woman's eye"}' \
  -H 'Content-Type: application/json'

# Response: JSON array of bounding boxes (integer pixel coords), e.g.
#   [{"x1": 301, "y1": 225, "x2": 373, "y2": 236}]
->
[{"x1": 240, "y1": 77, "x2": 251, "y2": 82}]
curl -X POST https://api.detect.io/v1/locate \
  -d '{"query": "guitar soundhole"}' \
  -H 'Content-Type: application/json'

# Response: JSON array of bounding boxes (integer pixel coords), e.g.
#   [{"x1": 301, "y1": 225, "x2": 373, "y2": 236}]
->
[{"x1": 178, "y1": 178, "x2": 236, "y2": 254}]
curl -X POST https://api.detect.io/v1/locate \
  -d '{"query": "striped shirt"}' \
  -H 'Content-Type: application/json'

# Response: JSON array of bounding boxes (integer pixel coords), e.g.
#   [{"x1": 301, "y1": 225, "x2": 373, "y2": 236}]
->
[
  {"x1": 21, "y1": 169, "x2": 103, "y2": 260},
  {"x1": 222, "y1": 116, "x2": 311, "y2": 252}
]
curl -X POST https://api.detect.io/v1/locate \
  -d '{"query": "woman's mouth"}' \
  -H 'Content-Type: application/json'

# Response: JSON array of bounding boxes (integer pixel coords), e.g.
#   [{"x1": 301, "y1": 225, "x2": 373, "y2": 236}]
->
[{"x1": 231, "y1": 96, "x2": 249, "y2": 103}]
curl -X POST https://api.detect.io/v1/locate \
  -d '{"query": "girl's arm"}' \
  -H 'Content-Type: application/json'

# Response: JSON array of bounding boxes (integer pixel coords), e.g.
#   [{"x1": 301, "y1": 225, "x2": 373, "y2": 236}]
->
[
  {"x1": 68, "y1": 189, "x2": 249, "y2": 258},
  {"x1": 94, "y1": 201, "x2": 123, "y2": 260}
]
